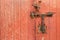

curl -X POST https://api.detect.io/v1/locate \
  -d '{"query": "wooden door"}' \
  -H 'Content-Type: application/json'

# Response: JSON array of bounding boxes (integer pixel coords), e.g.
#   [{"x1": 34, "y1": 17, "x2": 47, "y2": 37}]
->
[{"x1": 0, "y1": 0, "x2": 60, "y2": 40}]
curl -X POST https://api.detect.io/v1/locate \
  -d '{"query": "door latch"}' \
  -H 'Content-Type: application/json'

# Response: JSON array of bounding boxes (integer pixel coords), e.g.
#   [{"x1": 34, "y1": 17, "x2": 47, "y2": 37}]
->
[
  {"x1": 30, "y1": 1, "x2": 54, "y2": 34},
  {"x1": 30, "y1": 12, "x2": 53, "y2": 34}
]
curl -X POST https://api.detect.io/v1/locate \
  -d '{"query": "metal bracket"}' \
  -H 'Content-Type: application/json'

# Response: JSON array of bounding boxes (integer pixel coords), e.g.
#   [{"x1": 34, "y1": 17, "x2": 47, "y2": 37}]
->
[{"x1": 30, "y1": 12, "x2": 53, "y2": 34}]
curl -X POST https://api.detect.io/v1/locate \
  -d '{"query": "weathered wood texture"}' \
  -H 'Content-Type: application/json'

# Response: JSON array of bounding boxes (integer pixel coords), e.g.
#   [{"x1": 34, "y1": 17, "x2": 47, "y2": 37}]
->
[{"x1": 0, "y1": 0, "x2": 60, "y2": 40}]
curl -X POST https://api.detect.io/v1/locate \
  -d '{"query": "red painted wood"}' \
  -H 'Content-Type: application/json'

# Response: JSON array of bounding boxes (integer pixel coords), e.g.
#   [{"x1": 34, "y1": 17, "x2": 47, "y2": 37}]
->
[{"x1": 0, "y1": 0, "x2": 60, "y2": 40}]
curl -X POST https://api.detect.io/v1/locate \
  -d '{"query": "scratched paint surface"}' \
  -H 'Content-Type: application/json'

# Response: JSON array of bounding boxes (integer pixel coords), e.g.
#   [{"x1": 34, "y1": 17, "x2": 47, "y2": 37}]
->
[{"x1": 0, "y1": 0, "x2": 60, "y2": 40}]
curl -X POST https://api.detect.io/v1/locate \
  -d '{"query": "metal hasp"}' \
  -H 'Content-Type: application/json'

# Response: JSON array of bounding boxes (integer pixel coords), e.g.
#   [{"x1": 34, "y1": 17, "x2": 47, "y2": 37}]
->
[
  {"x1": 30, "y1": 12, "x2": 53, "y2": 34},
  {"x1": 39, "y1": 12, "x2": 53, "y2": 34}
]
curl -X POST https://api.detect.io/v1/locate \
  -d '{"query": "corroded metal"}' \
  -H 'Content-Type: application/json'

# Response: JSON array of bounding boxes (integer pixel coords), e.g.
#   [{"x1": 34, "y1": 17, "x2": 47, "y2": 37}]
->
[{"x1": 30, "y1": 12, "x2": 53, "y2": 34}]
